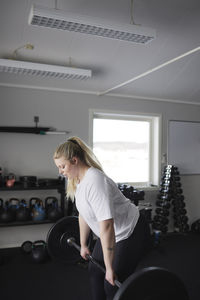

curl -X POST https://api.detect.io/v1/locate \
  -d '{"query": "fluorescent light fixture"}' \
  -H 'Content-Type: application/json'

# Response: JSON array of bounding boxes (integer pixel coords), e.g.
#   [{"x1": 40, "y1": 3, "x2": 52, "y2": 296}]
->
[
  {"x1": 28, "y1": 4, "x2": 156, "y2": 44},
  {"x1": 0, "y1": 59, "x2": 92, "y2": 80}
]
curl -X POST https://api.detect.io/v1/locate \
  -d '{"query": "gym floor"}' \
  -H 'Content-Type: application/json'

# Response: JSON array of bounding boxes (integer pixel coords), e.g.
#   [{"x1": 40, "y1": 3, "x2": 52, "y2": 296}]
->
[{"x1": 0, "y1": 231, "x2": 200, "y2": 300}]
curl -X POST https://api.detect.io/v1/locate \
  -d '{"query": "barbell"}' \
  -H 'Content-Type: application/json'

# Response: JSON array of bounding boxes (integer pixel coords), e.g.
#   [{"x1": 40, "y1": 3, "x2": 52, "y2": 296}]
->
[
  {"x1": 46, "y1": 216, "x2": 189, "y2": 300},
  {"x1": 67, "y1": 237, "x2": 122, "y2": 288}
]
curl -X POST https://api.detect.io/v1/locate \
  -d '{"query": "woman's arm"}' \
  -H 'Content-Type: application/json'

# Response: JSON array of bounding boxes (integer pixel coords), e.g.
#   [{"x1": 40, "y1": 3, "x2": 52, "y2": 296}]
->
[
  {"x1": 79, "y1": 214, "x2": 91, "y2": 259},
  {"x1": 99, "y1": 218, "x2": 116, "y2": 286}
]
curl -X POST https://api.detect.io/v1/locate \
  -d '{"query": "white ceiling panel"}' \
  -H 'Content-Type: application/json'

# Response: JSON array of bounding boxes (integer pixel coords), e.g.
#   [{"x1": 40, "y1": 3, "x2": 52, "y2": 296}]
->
[{"x1": 0, "y1": 0, "x2": 200, "y2": 104}]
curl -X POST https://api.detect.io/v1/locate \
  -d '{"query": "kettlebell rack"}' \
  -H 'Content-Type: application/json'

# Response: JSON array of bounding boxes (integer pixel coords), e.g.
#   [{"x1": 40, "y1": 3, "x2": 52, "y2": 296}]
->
[
  {"x1": 0, "y1": 178, "x2": 66, "y2": 227},
  {"x1": 152, "y1": 165, "x2": 189, "y2": 235}
]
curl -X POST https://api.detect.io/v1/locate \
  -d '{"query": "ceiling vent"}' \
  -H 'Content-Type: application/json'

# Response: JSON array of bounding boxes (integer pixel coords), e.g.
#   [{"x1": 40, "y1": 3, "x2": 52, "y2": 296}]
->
[
  {"x1": 28, "y1": 4, "x2": 156, "y2": 44},
  {"x1": 0, "y1": 59, "x2": 92, "y2": 80}
]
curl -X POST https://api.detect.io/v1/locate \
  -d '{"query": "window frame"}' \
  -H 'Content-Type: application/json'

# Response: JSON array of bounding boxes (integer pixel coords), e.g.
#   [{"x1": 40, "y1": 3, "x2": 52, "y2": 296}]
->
[{"x1": 89, "y1": 109, "x2": 162, "y2": 188}]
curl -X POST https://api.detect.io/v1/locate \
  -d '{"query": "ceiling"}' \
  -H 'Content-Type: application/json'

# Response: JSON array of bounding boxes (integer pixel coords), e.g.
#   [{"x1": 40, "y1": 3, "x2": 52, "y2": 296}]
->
[{"x1": 0, "y1": 0, "x2": 200, "y2": 105}]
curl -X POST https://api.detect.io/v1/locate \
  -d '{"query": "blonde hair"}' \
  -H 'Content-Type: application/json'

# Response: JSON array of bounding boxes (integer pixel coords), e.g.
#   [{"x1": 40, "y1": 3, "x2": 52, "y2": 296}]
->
[{"x1": 54, "y1": 136, "x2": 103, "y2": 200}]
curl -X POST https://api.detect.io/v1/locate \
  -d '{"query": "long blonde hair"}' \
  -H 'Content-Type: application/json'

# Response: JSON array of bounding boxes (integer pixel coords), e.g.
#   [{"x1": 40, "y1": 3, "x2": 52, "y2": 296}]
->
[{"x1": 53, "y1": 136, "x2": 103, "y2": 200}]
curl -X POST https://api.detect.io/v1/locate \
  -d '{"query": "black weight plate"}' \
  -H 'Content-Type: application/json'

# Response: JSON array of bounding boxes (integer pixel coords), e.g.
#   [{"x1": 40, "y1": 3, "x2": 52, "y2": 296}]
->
[
  {"x1": 46, "y1": 216, "x2": 93, "y2": 264},
  {"x1": 113, "y1": 267, "x2": 189, "y2": 300},
  {"x1": 46, "y1": 216, "x2": 81, "y2": 264}
]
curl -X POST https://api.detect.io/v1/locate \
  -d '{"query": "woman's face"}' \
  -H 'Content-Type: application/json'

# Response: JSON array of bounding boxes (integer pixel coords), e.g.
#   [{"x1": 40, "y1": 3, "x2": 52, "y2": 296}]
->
[{"x1": 54, "y1": 156, "x2": 78, "y2": 179}]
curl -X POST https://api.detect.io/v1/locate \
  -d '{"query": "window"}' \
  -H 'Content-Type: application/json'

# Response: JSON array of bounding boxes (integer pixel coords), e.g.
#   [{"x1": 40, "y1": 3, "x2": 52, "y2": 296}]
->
[{"x1": 90, "y1": 110, "x2": 161, "y2": 187}]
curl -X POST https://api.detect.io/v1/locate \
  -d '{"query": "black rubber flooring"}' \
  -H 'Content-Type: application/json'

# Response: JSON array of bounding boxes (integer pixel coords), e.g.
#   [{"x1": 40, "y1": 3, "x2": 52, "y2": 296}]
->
[{"x1": 0, "y1": 232, "x2": 200, "y2": 300}]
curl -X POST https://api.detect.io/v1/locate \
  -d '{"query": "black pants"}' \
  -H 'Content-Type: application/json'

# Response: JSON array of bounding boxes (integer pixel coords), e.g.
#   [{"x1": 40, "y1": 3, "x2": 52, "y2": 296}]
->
[{"x1": 88, "y1": 214, "x2": 152, "y2": 300}]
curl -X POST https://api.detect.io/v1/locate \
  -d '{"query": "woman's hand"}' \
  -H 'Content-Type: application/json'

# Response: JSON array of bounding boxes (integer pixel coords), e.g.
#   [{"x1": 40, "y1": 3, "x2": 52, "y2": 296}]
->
[
  {"x1": 105, "y1": 268, "x2": 116, "y2": 286},
  {"x1": 79, "y1": 214, "x2": 91, "y2": 260},
  {"x1": 80, "y1": 245, "x2": 91, "y2": 260}
]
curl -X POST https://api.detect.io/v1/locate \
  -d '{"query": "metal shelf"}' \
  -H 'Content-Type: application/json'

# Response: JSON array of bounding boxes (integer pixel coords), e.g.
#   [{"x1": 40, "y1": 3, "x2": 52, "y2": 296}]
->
[
  {"x1": 0, "y1": 180, "x2": 66, "y2": 227},
  {"x1": 0, "y1": 184, "x2": 65, "y2": 192},
  {"x1": 0, "y1": 126, "x2": 50, "y2": 134},
  {"x1": 0, "y1": 126, "x2": 69, "y2": 135},
  {"x1": 0, "y1": 219, "x2": 55, "y2": 227}
]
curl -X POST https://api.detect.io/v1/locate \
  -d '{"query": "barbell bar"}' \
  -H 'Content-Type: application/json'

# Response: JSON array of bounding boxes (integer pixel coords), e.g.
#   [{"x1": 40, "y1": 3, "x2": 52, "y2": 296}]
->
[{"x1": 67, "y1": 237, "x2": 121, "y2": 288}]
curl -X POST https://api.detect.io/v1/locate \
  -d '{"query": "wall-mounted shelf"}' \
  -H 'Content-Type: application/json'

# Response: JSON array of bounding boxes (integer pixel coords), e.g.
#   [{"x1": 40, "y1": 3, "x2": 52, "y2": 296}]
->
[
  {"x1": 0, "y1": 219, "x2": 54, "y2": 227},
  {"x1": 0, "y1": 126, "x2": 69, "y2": 135},
  {"x1": 0, "y1": 116, "x2": 70, "y2": 135},
  {"x1": 0, "y1": 183, "x2": 65, "y2": 192}
]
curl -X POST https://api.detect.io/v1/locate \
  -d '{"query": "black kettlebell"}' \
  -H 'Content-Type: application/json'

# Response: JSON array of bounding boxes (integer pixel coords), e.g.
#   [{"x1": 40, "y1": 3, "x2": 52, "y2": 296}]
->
[
  {"x1": 191, "y1": 219, "x2": 200, "y2": 233},
  {"x1": 16, "y1": 199, "x2": 30, "y2": 222},
  {"x1": 0, "y1": 199, "x2": 4, "y2": 221},
  {"x1": 45, "y1": 196, "x2": 62, "y2": 222},
  {"x1": 0, "y1": 199, "x2": 3, "y2": 212},
  {"x1": 30, "y1": 197, "x2": 41, "y2": 210},
  {"x1": 31, "y1": 240, "x2": 47, "y2": 263},
  {"x1": 21, "y1": 240, "x2": 33, "y2": 254},
  {"x1": 0, "y1": 200, "x2": 15, "y2": 223},
  {"x1": 8, "y1": 198, "x2": 20, "y2": 220},
  {"x1": 30, "y1": 198, "x2": 46, "y2": 222}
]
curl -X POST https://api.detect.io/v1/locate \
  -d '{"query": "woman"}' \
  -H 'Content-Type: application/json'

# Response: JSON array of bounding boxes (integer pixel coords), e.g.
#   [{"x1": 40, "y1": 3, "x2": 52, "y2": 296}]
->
[{"x1": 54, "y1": 137, "x2": 151, "y2": 300}]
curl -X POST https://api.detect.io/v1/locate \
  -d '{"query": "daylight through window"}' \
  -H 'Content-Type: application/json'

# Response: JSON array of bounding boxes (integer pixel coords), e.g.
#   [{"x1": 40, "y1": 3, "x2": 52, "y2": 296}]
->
[{"x1": 91, "y1": 111, "x2": 161, "y2": 186}]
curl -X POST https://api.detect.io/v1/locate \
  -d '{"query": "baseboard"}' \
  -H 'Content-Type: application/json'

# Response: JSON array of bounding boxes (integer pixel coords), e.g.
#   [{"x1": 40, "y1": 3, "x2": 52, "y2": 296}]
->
[{"x1": 0, "y1": 243, "x2": 21, "y2": 249}]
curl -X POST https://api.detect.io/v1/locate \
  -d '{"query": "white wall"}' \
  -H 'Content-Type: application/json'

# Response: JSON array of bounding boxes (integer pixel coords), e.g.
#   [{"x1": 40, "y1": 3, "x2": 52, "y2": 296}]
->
[{"x1": 0, "y1": 85, "x2": 200, "y2": 248}]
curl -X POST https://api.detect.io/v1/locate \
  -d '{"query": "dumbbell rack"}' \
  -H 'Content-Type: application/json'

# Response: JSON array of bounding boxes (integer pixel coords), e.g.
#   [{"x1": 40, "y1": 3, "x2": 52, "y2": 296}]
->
[
  {"x1": 152, "y1": 165, "x2": 189, "y2": 235},
  {"x1": 118, "y1": 184, "x2": 152, "y2": 223},
  {"x1": 117, "y1": 184, "x2": 145, "y2": 206}
]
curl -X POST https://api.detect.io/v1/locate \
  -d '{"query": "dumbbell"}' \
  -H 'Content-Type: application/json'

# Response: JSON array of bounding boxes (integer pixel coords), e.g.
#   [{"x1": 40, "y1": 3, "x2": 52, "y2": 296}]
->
[
  {"x1": 174, "y1": 215, "x2": 188, "y2": 223},
  {"x1": 157, "y1": 194, "x2": 171, "y2": 201},
  {"x1": 155, "y1": 208, "x2": 169, "y2": 217},
  {"x1": 159, "y1": 187, "x2": 172, "y2": 194},
  {"x1": 153, "y1": 215, "x2": 169, "y2": 225},
  {"x1": 174, "y1": 222, "x2": 189, "y2": 233},
  {"x1": 172, "y1": 200, "x2": 185, "y2": 209},
  {"x1": 156, "y1": 200, "x2": 171, "y2": 209},
  {"x1": 173, "y1": 207, "x2": 187, "y2": 215}
]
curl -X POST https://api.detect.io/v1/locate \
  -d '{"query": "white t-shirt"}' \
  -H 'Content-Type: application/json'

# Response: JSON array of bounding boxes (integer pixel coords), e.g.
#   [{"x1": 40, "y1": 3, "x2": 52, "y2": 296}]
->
[{"x1": 75, "y1": 167, "x2": 139, "y2": 243}]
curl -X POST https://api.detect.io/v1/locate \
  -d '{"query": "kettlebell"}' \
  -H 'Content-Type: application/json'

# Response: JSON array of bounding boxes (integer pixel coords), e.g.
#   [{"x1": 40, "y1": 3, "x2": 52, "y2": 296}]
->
[
  {"x1": 191, "y1": 219, "x2": 200, "y2": 233},
  {"x1": 5, "y1": 173, "x2": 16, "y2": 187},
  {"x1": 31, "y1": 240, "x2": 47, "y2": 263},
  {"x1": 0, "y1": 199, "x2": 3, "y2": 212},
  {"x1": 45, "y1": 196, "x2": 62, "y2": 222},
  {"x1": 8, "y1": 198, "x2": 20, "y2": 220},
  {"x1": 30, "y1": 198, "x2": 46, "y2": 222},
  {"x1": 0, "y1": 199, "x2": 4, "y2": 221},
  {"x1": 21, "y1": 240, "x2": 33, "y2": 254},
  {"x1": 16, "y1": 199, "x2": 30, "y2": 222},
  {"x1": 0, "y1": 200, "x2": 15, "y2": 223},
  {"x1": 30, "y1": 197, "x2": 40, "y2": 210},
  {"x1": 30, "y1": 197, "x2": 40, "y2": 220}
]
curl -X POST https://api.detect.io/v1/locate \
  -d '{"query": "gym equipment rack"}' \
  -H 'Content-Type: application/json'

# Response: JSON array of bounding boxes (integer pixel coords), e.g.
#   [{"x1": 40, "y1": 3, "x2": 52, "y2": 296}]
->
[{"x1": 152, "y1": 165, "x2": 189, "y2": 235}]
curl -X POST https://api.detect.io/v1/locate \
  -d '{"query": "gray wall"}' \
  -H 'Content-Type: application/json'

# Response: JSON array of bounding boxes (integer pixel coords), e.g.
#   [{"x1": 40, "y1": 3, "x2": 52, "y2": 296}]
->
[{"x1": 0, "y1": 85, "x2": 200, "y2": 248}]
